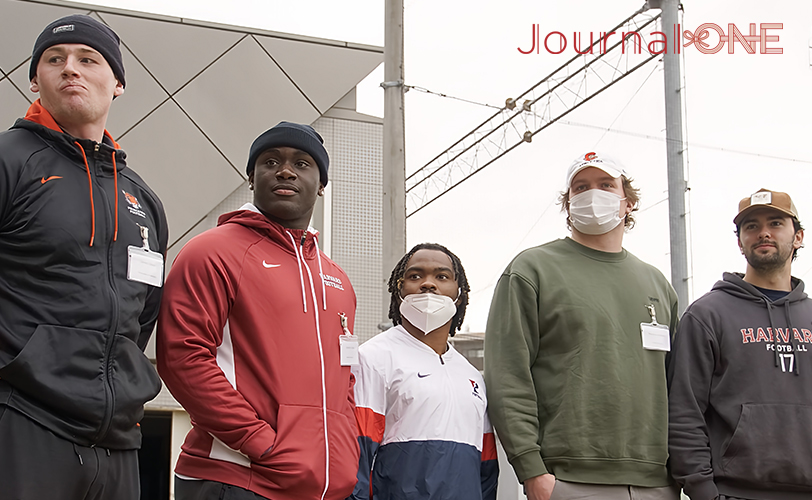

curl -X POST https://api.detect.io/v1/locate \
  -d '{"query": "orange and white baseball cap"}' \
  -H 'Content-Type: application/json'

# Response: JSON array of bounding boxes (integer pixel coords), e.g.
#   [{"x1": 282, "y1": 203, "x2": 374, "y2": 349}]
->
[{"x1": 566, "y1": 151, "x2": 627, "y2": 188}]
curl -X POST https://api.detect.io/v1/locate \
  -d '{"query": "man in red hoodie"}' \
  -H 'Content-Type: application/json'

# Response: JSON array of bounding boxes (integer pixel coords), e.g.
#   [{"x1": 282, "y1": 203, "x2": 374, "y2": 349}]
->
[
  {"x1": 0, "y1": 14, "x2": 167, "y2": 500},
  {"x1": 158, "y1": 122, "x2": 360, "y2": 500}
]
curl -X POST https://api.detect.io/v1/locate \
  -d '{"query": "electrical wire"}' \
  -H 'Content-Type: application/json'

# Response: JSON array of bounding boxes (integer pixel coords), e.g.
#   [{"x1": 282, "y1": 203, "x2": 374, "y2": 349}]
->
[
  {"x1": 407, "y1": 83, "x2": 811, "y2": 165},
  {"x1": 406, "y1": 85, "x2": 503, "y2": 110},
  {"x1": 594, "y1": 61, "x2": 661, "y2": 148},
  {"x1": 468, "y1": 198, "x2": 558, "y2": 297}
]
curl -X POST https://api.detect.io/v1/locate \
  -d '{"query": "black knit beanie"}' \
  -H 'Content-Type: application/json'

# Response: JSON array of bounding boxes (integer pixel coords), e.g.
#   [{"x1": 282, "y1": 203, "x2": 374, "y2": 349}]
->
[
  {"x1": 30, "y1": 14, "x2": 125, "y2": 87},
  {"x1": 247, "y1": 122, "x2": 329, "y2": 187}
]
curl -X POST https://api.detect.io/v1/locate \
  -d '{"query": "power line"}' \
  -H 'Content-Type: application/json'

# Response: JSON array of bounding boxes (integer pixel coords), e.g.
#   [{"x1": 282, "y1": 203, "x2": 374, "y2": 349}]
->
[
  {"x1": 594, "y1": 60, "x2": 661, "y2": 148},
  {"x1": 406, "y1": 81, "x2": 811, "y2": 168},
  {"x1": 406, "y1": 85, "x2": 503, "y2": 110}
]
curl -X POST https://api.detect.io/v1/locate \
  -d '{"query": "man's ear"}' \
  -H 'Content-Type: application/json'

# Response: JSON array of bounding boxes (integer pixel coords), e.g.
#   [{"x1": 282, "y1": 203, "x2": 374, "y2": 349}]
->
[
  {"x1": 624, "y1": 197, "x2": 634, "y2": 216},
  {"x1": 113, "y1": 79, "x2": 124, "y2": 98},
  {"x1": 794, "y1": 228, "x2": 804, "y2": 250},
  {"x1": 30, "y1": 77, "x2": 39, "y2": 93},
  {"x1": 318, "y1": 183, "x2": 325, "y2": 196}
]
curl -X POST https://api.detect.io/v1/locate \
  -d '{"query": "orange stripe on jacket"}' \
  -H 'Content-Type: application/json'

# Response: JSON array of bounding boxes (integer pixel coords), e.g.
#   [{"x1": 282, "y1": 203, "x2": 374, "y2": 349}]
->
[
  {"x1": 355, "y1": 406, "x2": 385, "y2": 443},
  {"x1": 481, "y1": 432, "x2": 497, "y2": 461}
]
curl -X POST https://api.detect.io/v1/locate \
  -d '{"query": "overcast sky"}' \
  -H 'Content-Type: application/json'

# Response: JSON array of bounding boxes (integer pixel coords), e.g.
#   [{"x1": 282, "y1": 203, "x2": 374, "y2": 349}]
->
[{"x1": 81, "y1": 0, "x2": 812, "y2": 331}]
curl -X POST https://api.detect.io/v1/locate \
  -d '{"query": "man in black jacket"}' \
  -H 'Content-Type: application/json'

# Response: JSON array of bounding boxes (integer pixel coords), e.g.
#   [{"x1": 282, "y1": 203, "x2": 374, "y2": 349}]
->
[
  {"x1": 0, "y1": 14, "x2": 168, "y2": 500},
  {"x1": 668, "y1": 189, "x2": 812, "y2": 500}
]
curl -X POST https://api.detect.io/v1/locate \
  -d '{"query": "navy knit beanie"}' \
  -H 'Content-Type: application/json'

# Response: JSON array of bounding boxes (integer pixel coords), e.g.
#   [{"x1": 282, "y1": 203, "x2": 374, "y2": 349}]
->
[
  {"x1": 30, "y1": 14, "x2": 125, "y2": 87},
  {"x1": 247, "y1": 122, "x2": 329, "y2": 187}
]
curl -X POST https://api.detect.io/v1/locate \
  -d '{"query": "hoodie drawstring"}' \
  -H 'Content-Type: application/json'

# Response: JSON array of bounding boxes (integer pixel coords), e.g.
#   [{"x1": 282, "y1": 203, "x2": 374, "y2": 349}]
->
[
  {"x1": 784, "y1": 301, "x2": 801, "y2": 375},
  {"x1": 764, "y1": 297, "x2": 801, "y2": 376},
  {"x1": 111, "y1": 152, "x2": 119, "y2": 242},
  {"x1": 285, "y1": 230, "x2": 328, "y2": 313},
  {"x1": 314, "y1": 233, "x2": 327, "y2": 311},
  {"x1": 287, "y1": 231, "x2": 308, "y2": 313},
  {"x1": 75, "y1": 142, "x2": 96, "y2": 247},
  {"x1": 763, "y1": 298, "x2": 781, "y2": 369},
  {"x1": 74, "y1": 144, "x2": 119, "y2": 244},
  {"x1": 72, "y1": 442, "x2": 84, "y2": 465}
]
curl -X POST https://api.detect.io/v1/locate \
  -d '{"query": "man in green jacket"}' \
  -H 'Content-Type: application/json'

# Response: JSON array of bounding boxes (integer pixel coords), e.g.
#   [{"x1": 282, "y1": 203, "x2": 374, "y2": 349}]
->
[{"x1": 485, "y1": 152, "x2": 679, "y2": 500}]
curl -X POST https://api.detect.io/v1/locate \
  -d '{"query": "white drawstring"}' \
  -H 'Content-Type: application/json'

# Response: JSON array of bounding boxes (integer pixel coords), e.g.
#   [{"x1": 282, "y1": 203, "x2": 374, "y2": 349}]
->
[
  {"x1": 286, "y1": 231, "x2": 308, "y2": 313},
  {"x1": 313, "y1": 232, "x2": 327, "y2": 311},
  {"x1": 279, "y1": 227, "x2": 332, "y2": 496},
  {"x1": 297, "y1": 250, "x2": 331, "y2": 500}
]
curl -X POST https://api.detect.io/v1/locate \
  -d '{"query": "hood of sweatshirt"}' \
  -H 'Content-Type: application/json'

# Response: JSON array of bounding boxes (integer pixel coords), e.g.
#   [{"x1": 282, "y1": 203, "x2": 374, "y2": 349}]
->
[
  {"x1": 217, "y1": 204, "x2": 329, "y2": 313},
  {"x1": 12, "y1": 100, "x2": 126, "y2": 247},
  {"x1": 713, "y1": 272, "x2": 808, "y2": 374},
  {"x1": 216, "y1": 204, "x2": 320, "y2": 258}
]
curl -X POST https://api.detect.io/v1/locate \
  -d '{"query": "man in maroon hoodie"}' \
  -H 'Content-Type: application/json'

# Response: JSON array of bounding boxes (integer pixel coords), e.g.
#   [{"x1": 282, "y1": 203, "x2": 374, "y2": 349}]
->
[
  {"x1": 157, "y1": 122, "x2": 360, "y2": 500},
  {"x1": 0, "y1": 14, "x2": 167, "y2": 500}
]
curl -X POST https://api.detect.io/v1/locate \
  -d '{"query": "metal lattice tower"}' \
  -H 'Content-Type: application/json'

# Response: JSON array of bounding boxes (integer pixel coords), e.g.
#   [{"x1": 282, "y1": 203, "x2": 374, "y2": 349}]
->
[{"x1": 406, "y1": 3, "x2": 665, "y2": 217}]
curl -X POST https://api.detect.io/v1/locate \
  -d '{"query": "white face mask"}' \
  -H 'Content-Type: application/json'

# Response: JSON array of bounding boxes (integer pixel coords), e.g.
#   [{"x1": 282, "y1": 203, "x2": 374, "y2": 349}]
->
[
  {"x1": 399, "y1": 293, "x2": 458, "y2": 334},
  {"x1": 569, "y1": 189, "x2": 627, "y2": 235}
]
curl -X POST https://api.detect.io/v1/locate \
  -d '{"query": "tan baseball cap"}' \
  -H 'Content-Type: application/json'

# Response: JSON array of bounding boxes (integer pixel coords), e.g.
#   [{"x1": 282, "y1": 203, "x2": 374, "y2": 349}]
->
[{"x1": 733, "y1": 188, "x2": 799, "y2": 225}]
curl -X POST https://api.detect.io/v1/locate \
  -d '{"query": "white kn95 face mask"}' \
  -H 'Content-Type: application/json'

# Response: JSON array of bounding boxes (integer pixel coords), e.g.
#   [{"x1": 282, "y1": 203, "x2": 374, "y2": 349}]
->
[
  {"x1": 399, "y1": 293, "x2": 458, "y2": 334},
  {"x1": 569, "y1": 189, "x2": 626, "y2": 235}
]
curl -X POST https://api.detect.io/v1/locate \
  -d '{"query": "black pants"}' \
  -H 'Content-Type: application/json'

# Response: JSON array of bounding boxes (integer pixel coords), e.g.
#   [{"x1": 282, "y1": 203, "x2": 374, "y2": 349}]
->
[
  {"x1": 0, "y1": 404, "x2": 140, "y2": 500},
  {"x1": 176, "y1": 477, "x2": 271, "y2": 500}
]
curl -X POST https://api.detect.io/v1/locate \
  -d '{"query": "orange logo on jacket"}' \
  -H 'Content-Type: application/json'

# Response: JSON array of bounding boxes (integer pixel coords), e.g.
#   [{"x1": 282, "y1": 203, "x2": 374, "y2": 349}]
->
[
  {"x1": 123, "y1": 191, "x2": 141, "y2": 209},
  {"x1": 123, "y1": 190, "x2": 147, "y2": 218},
  {"x1": 40, "y1": 175, "x2": 63, "y2": 184}
]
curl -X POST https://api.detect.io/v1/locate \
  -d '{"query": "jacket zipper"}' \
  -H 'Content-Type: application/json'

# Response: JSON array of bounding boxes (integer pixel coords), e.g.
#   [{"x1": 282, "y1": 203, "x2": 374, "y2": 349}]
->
[
  {"x1": 90, "y1": 141, "x2": 120, "y2": 444},
  {"x1": 299, "y1": 234, "x2": 332, "y2": 500}
]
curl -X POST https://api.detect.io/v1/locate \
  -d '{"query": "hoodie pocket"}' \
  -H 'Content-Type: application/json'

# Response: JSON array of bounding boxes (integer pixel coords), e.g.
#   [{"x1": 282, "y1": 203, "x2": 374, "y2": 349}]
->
[
  {"x1": 251, "y1": 404, "x2": 326, "y2": 496},
  {"x1": 250, "y1": 405, "x2": 359, "y2": 497},
  {"x1": 0, "y1": 324, "x2": 107, "y2": 425},
  {"x1": 326, "y1": 407, "x2": 361, "y2": 497},
  {"x1": 721, "y1": 403, "x2": 812, "y2": 488},
  {"x1": 107, "y1": 334, "x2": 162, "y2": 447}
]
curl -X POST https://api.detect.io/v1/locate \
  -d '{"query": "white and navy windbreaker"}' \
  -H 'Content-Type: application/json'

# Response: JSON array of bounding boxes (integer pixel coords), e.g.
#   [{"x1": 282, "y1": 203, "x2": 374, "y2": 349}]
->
[{"x1": 349, "y1": 325, "x2": 498, "y2": 500}]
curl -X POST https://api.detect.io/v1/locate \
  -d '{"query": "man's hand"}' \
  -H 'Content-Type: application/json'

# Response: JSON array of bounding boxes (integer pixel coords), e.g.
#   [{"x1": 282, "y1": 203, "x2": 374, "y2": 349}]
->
[{"x1": 524, "y1": 473, "x2": 556, "y2": 500}]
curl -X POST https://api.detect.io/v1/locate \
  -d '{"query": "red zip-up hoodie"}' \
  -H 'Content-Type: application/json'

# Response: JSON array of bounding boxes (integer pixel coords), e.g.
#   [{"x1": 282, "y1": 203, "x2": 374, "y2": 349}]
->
[{"x1": 157, "y1": 205, "x2": 359, "y2": 500}]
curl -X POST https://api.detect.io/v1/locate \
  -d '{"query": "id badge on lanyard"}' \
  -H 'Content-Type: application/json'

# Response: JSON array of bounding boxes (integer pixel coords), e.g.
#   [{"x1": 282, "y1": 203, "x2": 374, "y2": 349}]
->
[
  {"x1": 127, "y1": 225, "x2": 164, "y2": 287},
  {"x1": 338, "y1": 312, "x2": 359, "y2": 366},
  {"x1": 640, "y1": 303, "x2": 670, "y2": 351}
]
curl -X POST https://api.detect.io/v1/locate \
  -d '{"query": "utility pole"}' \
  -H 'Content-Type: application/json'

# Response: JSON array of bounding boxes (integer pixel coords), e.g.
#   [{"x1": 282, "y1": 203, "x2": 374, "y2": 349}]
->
[
  {"x1": 656, "y1": 0, "x2": 690, "y2": 314},
  {"x1": 382, "y1": 0, "x2": 406, "y2": 325}
]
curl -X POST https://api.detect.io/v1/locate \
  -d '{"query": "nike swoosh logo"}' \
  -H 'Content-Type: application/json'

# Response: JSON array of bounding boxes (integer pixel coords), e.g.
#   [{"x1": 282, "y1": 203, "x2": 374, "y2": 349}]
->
[
  {"x1": 41, "y1": 176, "x2": 63, "y2": 184},
  {"x1": 417, "y1": 373, "x2": 431, "y2": 378},
  {"x1": 262, "y1": 261, "x2": 281, "y2": 268}
]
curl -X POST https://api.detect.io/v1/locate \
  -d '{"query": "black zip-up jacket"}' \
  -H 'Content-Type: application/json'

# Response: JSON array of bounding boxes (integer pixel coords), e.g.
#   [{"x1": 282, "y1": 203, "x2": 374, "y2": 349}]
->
[
  {"x1": 0, "y1": 101, "x2": 167, "y2": 449},
  {"x1": 667, "y1": 272, "x2": 812, "y2": 500}
]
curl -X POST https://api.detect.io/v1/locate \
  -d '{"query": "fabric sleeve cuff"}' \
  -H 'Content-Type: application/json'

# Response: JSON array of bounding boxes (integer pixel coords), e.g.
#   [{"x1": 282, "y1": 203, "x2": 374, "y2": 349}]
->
[
  {"x1": 686, "y1": 478, "x2": 719, "y2": 500},
  {"x1": 241, "y1": 425, "x2": 277, "y2": 461},
  {"x1": 510, "y1": 450, "x2": 548, "y2": 483}
]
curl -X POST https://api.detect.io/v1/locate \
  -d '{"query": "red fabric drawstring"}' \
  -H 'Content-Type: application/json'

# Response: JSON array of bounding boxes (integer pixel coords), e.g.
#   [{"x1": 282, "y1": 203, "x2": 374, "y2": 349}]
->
[
  {"x1": 75, "y1": 142, "x2": 96, "y2": 247},
  {"x1": 111, "y1": 152, "x2": 119, "y2": 242}
]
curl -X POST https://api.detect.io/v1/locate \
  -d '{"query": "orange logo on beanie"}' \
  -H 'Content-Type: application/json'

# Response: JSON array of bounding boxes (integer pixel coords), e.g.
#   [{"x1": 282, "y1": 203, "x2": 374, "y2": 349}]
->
[{"x1": 584, "y1": 152, "x2": 597, "y2": 161}]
